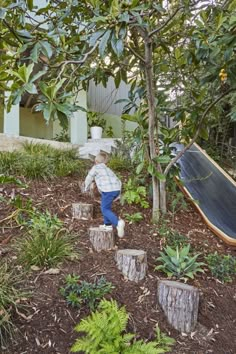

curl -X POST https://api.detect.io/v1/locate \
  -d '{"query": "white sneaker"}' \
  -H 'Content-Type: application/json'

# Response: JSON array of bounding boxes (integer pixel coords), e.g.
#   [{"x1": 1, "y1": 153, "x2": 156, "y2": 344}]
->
[
  {"x1": 99, "y1": 224, "x2": 113, "y2": 230},
  {"x1": 117, "y1": 219, "x2": 125, "y2": 238}
]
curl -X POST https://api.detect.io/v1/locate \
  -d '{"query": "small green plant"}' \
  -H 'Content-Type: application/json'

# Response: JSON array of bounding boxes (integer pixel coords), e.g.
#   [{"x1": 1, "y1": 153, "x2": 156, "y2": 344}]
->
[
  {"x1": 60, "y1": 275, "x2": 114, "y2": 311},
  {"x1": 205, "y1": 252, "x2": 236, "y2": 283},
  {"x1": 124, "y1": 212, "x2": 143, "y2": 223},
  {"x1": 155, "y1": 244, "x2": 205, "y2": 281},
  {"x1": 16, "y1": 211, "x2": 77, "y2": 268},
  {"x1": 108, "y1": 155, "x2": 130, "y2": 172},
  {"x1": 105, "y1": 125, "x2": 114, "y2": 138},
  {"x1": 71, "y1": 299, "x2": 175, "y2": 353},
  {"x1": 54, "y1": 129, "x2": 70, "y2": 142},
  {"x1": 121, "y1": 178, "x2": 149, "y2": 208},
  {"x1": 87, "y1": 110, "x2": 106, "y2": 129},
  {"x1": 157, "y1": 221, "x2": 189, "y2": 248},
  {"x1": 0, "y1": 263, "x2": 28, "y2": 346}
]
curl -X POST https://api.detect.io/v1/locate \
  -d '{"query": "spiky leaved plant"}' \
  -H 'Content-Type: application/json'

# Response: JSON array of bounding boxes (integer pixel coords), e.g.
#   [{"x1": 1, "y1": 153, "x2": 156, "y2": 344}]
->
[{"x1": 155, "y1": 244, "x2": 205, "y2": 281}]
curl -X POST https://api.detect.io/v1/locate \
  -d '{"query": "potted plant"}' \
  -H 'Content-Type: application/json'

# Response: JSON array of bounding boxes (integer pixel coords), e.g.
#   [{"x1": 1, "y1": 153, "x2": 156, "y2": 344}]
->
[{"x1": 87, "y1": 110, "x2": 106, "y2": 139}]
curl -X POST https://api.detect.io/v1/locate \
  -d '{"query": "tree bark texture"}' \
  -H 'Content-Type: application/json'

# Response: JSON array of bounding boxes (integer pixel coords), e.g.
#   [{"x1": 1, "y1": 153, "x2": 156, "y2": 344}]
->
[
  {"x1": 158, "y1": 280, "x2": 199, "y2": 333},
  {"x1": 115, "y1": 249, "x2": 147, "y2": 282},
  {"x1": 89, "y1": 227, "x2": 115, "y2": 252},
  {"x1": 144, "y1": 37, "x2": 160, "y2": 221},
  {"x1": 72, "y1": 203, "x2": 94, "y2": 220}
]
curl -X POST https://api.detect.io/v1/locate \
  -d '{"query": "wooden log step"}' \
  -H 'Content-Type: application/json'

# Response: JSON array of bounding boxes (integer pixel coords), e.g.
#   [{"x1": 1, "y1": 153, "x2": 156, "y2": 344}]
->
[
  {"x1": 72, "y1": 203, "x2": 94, "y2": 220},
  {"x1": 89, "y1": 227, "x2": 115, "y2": 252},
  {"x1": 115, "y1": 249, "x2": 147, "y2": 282},
  {"x1": 157, "y1": 280, "x2": 199, "y2": 333}
]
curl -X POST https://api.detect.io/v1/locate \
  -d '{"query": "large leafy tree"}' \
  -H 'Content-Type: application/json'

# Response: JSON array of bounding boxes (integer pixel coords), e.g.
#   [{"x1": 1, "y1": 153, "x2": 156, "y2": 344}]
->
[{"x1": 1, "y1": 0, "x2": 236, "y2": 220}]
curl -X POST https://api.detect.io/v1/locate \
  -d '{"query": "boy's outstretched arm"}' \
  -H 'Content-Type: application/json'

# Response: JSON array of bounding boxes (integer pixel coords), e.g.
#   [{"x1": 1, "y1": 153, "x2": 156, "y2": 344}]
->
[{"x1": 84, "y1": 166, "x2": 96, "y2": 192}]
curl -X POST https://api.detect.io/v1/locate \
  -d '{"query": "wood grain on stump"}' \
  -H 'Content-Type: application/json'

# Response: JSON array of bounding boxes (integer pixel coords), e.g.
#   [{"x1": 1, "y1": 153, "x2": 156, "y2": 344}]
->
[
  {"x1": 158, "y1": 280, "x2": 199, "y2": 333},
  {"x1": 89, "y1": 227, "x2": 115, "y2": 252},
  {"x1": 72, "y1": 203, "x2": 93, "y2": 220},
  {"x1": 115, "y1": 249, "x2": 147, "y2": 282}
]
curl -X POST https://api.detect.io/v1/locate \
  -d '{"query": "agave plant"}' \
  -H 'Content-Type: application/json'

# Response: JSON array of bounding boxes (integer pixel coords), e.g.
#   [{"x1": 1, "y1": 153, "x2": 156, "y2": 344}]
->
[{"x1": 155, "y1": 244, "x2": 205, "y2": 281}]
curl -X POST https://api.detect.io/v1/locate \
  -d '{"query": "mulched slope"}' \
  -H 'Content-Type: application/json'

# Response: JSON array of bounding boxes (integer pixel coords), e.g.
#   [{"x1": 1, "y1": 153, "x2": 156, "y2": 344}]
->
[{"x1": 1, "y1": 176, "x2": 236, "y2": 354}]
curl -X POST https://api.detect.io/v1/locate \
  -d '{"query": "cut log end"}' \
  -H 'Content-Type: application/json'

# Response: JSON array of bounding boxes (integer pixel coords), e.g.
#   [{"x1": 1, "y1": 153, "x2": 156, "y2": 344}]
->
[
  {"x1": 158, "y1": 280, "x2": 199, "y2": 333},
  {"x1": 72, "y1": 203, "x2": 94, "y2": 220},
  {"x1": 115, "y1": 249, "x2": 147, "y2": 282},
  {"x1": 89, "y1": 227, "x2": 115, "y2": 252}
]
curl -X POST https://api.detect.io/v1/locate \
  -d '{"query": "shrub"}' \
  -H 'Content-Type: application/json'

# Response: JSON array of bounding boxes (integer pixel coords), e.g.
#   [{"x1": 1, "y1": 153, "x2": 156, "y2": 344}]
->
[
  {"x1": 0, "y1": 263, "x2": 27, "y2": 346},
  {"x1": 155, "y1": 244, "x2": 205, "y2": 281},
  {"x1": 121, "y1": 178, "x2": 149, "y2": 208},
  {"x1": 60, "y1": 275, "x2": 114, "y2": 311},
  {"x1": 16, "y1": 211, "x2": 78, "y2": 268},
  {"x1": 205, "y1": 252, "x2": 236, "y2": 283},
  {"x1": 108, "y1": 155, "x2": 131, "y2": 172},
  {"x1": 71, "y1": 299, "x2": 175, "y2": 353},
  {"x1": 158, "y1": 221, "x2": 189, "y2": 248},
  {"x1": 0, "y1": 143, "x2": 87, "y2": 179}
]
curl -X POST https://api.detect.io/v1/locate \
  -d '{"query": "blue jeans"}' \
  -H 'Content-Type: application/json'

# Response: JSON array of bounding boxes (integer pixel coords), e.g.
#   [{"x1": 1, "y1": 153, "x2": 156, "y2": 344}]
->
[{"x1": 101, "y1": 191, "x2": 120, "y2": 226}]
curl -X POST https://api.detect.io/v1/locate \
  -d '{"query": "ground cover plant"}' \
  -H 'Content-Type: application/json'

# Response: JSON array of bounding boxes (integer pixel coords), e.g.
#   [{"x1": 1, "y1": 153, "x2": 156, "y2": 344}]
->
[
  {"x1": 205, "y1": 252, "x2": 236, "y2": 283},
  {"x1": 0, "y1": 263, "x2": 28, "y2": 347},
  {"x1": 0, "y1": 143, "x2": 88, "y2": 179},
  {"x1": 60, "y1": 275, "x2": 114, "y2": 310}
]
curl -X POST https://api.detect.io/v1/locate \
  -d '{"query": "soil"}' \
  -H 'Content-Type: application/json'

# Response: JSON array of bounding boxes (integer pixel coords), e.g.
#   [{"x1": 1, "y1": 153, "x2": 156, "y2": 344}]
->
[{"x1": 1, "y1": 175, "x2": 236, "y2": 354}]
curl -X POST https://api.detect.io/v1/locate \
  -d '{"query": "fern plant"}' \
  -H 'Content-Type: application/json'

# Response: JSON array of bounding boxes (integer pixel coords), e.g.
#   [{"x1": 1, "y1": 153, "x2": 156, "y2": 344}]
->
[
  {"x1": 71, "y1": 299, "x2": 174, "y2": 353},
  {"x1": 155, "y1": 244, "x2": 205, "y2": 281}
]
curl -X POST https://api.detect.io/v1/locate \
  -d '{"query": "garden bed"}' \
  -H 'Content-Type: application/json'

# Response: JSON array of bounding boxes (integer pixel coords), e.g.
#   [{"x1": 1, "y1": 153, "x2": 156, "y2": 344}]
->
[{"x1": 1, "y1": 175, "x2": 236, "y2": 354}]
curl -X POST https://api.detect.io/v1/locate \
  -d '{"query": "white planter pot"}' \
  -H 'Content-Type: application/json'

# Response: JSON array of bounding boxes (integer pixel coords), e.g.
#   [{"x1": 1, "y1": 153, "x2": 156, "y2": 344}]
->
[{"x1": 90, "y1": 126, "x2": 103, "y2": 139}]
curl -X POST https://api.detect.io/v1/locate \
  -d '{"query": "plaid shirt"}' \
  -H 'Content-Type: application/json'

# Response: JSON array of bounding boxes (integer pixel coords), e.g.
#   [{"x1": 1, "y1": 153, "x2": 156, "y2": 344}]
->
[{"x1": 84, "y1": 163, "x2": 121, "y2": 193}]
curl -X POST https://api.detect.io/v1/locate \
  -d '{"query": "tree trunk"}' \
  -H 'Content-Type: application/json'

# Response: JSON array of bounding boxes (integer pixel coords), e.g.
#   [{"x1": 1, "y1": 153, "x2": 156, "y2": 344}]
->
[
  {"x1": 115, "y1": 249, "x2": 147, "y2": 282},
  {"x1": 160, "y1": 180, "x2": 167, "y2": 214},
  {"x1": 144, "y1": 36, "x2": 160, "y2": 222},
  {"x1": 89, "y1": 227, "x2": 115, "y2": 252},
  {"x1": 72, "y1": 203, "x2": 94, "y2": 220},
  {"x1": 158, "y1": 280, "x2": 199, "y2": 333}
]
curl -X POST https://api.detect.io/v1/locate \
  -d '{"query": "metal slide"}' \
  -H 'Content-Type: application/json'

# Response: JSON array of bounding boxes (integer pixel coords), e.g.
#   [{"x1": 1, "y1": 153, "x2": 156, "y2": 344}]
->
[{"x1": 175, "y1": 143, "x2": 236, "y2": 246}]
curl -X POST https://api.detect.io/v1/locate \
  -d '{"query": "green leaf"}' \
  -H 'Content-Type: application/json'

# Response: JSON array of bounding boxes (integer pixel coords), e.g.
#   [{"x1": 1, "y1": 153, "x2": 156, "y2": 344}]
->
[
  {"x1": 27, "y1": 0, "x2": 34, "y2": 11},
  {"x1": 154, "y1": 155, "x2": 171, "y2": 164},
  {"x1": 114, "y1": 70, "x2": 121, "y2": 88},
  {"x1": 136, "y1": 162, "x2": 145, "y2": 174},
  {"x1": 24, "y1": 83, "x2": 38, "y2": 94},
  {"x1": 111, "y1": 34, "x2": 124, "y2": 57},
  {"x1": 0, "y1": 8, "x2": 6, "y2": 19},
  {"x1": 89, "y1": 30, "x2": 106, "y2": 47},
  {"x1": 110, "y1": 0, "x2": 120, "y2": 17},
  {"x1": 99, "y1": 30, "x2": 111, "y2": 57},
  {"x1": 40, "y1": 41, "x2": 53, "y2": 59}
]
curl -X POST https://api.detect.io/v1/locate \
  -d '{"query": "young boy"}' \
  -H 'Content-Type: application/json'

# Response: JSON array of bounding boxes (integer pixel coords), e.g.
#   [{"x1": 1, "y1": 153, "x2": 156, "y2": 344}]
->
[{"x1": 84, "y1": 152, "x2": 125, "y2": 237}]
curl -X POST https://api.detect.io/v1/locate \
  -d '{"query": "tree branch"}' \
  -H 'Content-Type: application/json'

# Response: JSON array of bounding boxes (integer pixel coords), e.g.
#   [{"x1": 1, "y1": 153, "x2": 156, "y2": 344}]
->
[
  {"x1": 149, "y1": 6, "x2": 184, "y2": 38},
  {"x1": 3, "y1": 20, "x2": 23, "y2": 44},
  {"x1": 125, "y1": 45, "x2": 145, "y2": 63},
  {"x1": 55, "y1": 42, "x2": 99, "y2": 68},
  {"x1": 164, "y1": 87, "x2": 236, "y2": 176}
]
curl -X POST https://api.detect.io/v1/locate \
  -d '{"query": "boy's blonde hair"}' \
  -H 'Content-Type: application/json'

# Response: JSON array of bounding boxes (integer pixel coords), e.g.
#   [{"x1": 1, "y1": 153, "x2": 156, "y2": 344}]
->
[{"x1": 95, "y1": 152, "x2": 108, "y2": 164}]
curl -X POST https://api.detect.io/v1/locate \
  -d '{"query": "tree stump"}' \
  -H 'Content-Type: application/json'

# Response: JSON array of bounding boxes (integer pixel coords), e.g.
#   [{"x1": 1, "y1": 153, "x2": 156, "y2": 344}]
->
[
  {"x1": 115, "y1": 249, "x2": 147, "y2": 282},
  {"x1": 89, "y1": 227, "x2": 115, "y2": 252},
  {"x1": 72, "y1": 203, "x2": 94, "y2": 220},
  {"x1": 158, "y1": 280, "x2": 199, "y2": 333}
]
